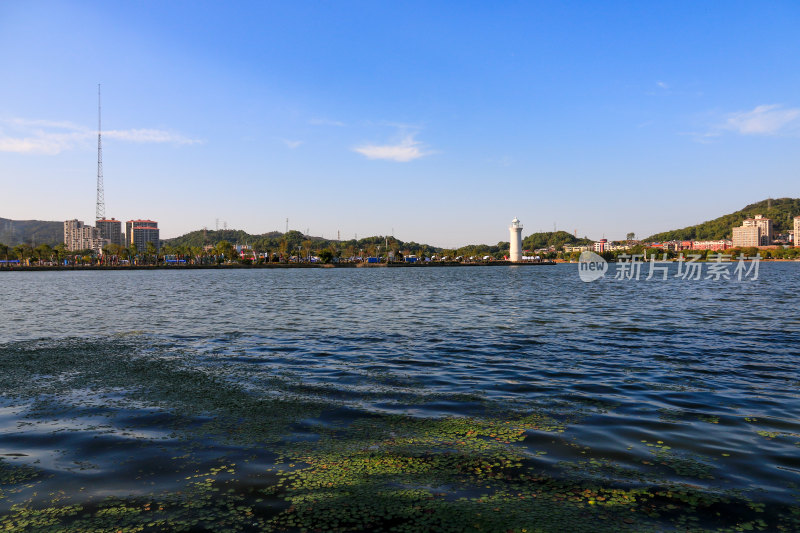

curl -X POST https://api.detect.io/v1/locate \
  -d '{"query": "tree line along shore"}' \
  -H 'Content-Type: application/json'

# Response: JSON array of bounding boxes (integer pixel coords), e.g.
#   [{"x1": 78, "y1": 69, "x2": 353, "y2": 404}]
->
[{"x1": 1, "y1": 236, "x2": 798, "y2": 269}]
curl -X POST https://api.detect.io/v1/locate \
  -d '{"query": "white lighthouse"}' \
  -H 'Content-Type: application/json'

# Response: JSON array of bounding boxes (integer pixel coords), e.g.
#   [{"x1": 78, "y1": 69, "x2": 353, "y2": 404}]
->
[{"x1": 509, "y1": 217, "x2": 523, "y2": 262}]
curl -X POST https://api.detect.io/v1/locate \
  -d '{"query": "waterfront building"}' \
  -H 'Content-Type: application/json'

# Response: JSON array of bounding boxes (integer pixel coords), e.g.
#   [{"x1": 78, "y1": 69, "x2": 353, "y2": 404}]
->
[
  {"x1": 564, "y1": 245, "x2": 592, "y2": 253},
  {"x1": 126, "y1": 219, "x2": 160, "y2": 252},
  {"x1": 509, "y1": 218, "x2": 523, "y2": 262},
  {"x1": 743, "y1": 215, "x2": 773, "y2": 245},
  {"x1": 691, "y1": 240, "x2": 732, "y2": 251},
  {"x1": 64, "y1": 219, "x2": 106, "y2": 254},
  {"x1": 605, "y1": 243, "x2": 632, "y2": 252},
  {"x1": 732, "y1": 225, "x2": 761, "y2": 248},
  {"x1": 593, "y1": 239, "x2": 608, "y2": 253},
  {"x1": 96, "y1": 218, "x2": 124, "y2": 247},
  {"x1": 795, "y1": 216, "x2": 800, "y2": 247},
  {"x1": 733, "y1": 214, "x2": 773, "y2": 247}
]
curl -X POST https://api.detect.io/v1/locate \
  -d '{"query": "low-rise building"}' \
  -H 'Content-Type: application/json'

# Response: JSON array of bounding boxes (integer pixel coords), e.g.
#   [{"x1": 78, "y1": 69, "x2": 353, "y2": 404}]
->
[
  {"x1": 691, "y1": 240, "x2": 732, "y2": 251},
  {"x1": 564, "y1": 245, "x2": 591, "y2": 253},
  {"x1": 646, "y1": 241, "x2": 681, "y2": 251}
]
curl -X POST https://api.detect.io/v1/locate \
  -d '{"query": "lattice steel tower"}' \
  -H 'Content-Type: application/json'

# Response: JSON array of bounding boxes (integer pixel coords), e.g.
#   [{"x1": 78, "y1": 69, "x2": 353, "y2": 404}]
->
[{"x1": 95, "y1": 84, "x2": 105, "y2": 221}]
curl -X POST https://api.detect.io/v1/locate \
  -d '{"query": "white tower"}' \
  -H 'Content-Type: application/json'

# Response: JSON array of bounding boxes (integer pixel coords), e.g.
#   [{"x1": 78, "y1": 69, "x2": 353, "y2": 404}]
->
[{"x1": 509, "y1": 217, "x2": 523, "y2": 262}]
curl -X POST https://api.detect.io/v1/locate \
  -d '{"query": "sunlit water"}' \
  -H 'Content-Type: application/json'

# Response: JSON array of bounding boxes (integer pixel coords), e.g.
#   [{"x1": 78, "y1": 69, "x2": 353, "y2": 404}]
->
[{"x1": 1, "y1": 264, "x2": 799, "y2": 530}]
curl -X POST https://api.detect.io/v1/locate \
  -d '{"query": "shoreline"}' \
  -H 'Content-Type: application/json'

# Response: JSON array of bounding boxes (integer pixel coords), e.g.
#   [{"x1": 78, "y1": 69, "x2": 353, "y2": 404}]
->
[{"x1": 0, "y1": 261, "x2": 557, "y2": 272}]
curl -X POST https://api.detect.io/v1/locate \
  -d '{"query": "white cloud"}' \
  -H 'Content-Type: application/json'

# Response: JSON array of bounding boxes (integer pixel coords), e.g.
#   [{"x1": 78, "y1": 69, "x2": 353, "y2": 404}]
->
[
  {"x1": 0, "y1": 132, "x2": 86, "y2": 155},
  {"x1": 656, "y1": 81, "x2": 669, "y2": 89},
  {"x1": 722, "y1": 104, "x2": 800, "y2": 135},
  {"x1": 0, "y1": 118, "x2": 201, "y2": 154},
  {"x1": 281, "y1": 139, "x2": 303, "y2": 149},
  {"x1": 353, "y1": 134, "x2": 431, "y2": 162},
  {"x1": 8, "y1": 118, "x2": 85, "y2": 130},
  {"x1": 104, "y1": 129, "x2": 201, "y2": 145},
  {"x1": 0, "y1": 137, "x2": 62, "y2": 155}
]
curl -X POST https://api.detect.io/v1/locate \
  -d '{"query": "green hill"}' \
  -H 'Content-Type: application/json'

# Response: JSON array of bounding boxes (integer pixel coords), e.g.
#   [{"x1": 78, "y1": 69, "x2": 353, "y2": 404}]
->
[
  {"x1": 166, "y1": 229, "x2": 444, "y2": 256},
  {"x1": 165, "y1": 228, "x2": 597, "y2": 257},
  {"x1": 0, "y1": 218, "x2": 63, "y2": 246},
  {"x1": 165, "y1": 229, "x2": 284, "y2": 248},
  {"x1": 645, "y1": 198, "x2": 800, "y2": 242},
  {"x1": 522, "y1": 231, "x2": 593, "y2": 250}
]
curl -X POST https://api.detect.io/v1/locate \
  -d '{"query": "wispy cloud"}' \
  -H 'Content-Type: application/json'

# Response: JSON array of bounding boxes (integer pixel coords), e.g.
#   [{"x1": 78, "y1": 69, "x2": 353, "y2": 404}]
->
[
  {"x1": 0, "y1": 118, "x2": 202, "y2": 155},
  {"x1": 722, "y1": 104, "x2": 800, "y2": 135},
  {"x1": 656, "y1": 81, "x2": 669, "y2": 90},
  {"x1": 7, "y1": 118, "x2": 86, "y2": 130},
  {"x1": 0, "y1": 131, "x2": 87, "y2": 155},
  {"x1": 281, "y1": 139, "x2": 304, "y2": 149},
  {"x1": 687, "y1": 104, "x2": 800, "y2": 143},
  {"x1": 104, "y1": 129, "x2": 201, "y2": 145},
  {"x1": 353, "y1": 133, "x2": 432, "y2": 162}
]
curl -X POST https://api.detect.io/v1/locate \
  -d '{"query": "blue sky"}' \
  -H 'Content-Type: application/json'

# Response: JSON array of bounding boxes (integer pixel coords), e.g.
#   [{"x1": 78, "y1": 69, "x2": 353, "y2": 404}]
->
[{"x1": 1, "y1": 1, "x2": 799, "y2": 246}]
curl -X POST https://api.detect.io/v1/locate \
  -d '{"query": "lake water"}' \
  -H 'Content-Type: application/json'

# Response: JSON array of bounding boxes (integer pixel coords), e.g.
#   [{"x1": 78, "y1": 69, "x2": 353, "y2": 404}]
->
[{"x1": 1, "y1": 264, "x2": 799, "y2": 531}]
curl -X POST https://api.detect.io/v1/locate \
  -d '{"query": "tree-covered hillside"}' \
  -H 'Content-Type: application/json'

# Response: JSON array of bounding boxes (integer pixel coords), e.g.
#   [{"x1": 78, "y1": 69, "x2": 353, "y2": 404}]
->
[
  {"x1": 522, "y1": 231, "x2": 593, "y2": 250},
  {"x1": 166, "y1": 229, "x2": 285, "y2": 248},
  {"x1": 166, "y1": 229, "x2": 445, "y2": 258},
  {"x1": 0, "y1": 218, "x2": 63, "y2": 246},
  {"x1": 165, "y1": 228, "x2": 597, "y2": 259},
  {"x1": 164, "y1": 227, "x2": 600, "y2": 258},
  {"x1": 646, "y1": 198, "x2": 800, "y2": 242}
]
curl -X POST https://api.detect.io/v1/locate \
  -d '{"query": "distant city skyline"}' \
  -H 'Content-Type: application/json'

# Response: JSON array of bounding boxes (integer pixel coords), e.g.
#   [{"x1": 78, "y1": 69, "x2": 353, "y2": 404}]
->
[{"x1": 1, "y1": 1, "x2": 799, "y2": 247}]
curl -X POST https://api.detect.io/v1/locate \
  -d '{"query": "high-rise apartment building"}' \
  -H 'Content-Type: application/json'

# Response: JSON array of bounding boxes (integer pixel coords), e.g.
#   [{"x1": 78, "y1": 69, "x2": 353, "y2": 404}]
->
[
  {"x1": 126, "y1": 219, "x2": 160, "y2": 252},
  {"x1": 64, "y1": 220, "x2": 106, "y2": 253},
  {"x1": 732, "y1": 215, "x2": 773, "y2": 247},
  {"x1": 96, "y1": 218, "x2": 123, "y2": 247},
  {"x1": 794, "y1": 216, "x2": 800, "y2": 247},
  {"x1": 741, "y1": 214, "x2": 773, "y2": 245},
  {"x1": 732, "y1": 226, "x2": 760, "y2": 248}
]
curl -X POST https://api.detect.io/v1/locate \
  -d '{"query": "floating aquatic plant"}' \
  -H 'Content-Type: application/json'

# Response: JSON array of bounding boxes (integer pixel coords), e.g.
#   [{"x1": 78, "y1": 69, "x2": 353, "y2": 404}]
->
[{"x1": 1, "y1": 336, "x2": 799, "y2": 532}]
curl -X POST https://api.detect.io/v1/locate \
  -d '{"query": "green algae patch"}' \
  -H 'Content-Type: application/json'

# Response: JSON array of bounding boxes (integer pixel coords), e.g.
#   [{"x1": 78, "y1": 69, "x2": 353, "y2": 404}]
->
[
  {"x1": 0, "y1": 458, "x2": 40, "y2": 500},
  {"x1": 0, "y1": 462, "x2": 276, "y2": 533},
  {"x1": 1, "y1": 337, "x2": 800, "y2": 532}
]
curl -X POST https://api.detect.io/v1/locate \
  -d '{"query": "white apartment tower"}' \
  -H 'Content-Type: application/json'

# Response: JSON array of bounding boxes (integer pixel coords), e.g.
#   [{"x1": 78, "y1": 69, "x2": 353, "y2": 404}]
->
[
  {"x1": 64, "y1": 220, "x2": 106, "y2": 254},
  {"x1": 732, "y1": 214, "x2": 773, "y2": 247},
  {"x1": 742, "y1": 214, "x2": 773, "y2": 245},
  {"x1": 794, "y1": 216, "x2": 800, "y2": 247},
  {"x1": 509, "y1": 217, "x2": 523, "y2": 262}
]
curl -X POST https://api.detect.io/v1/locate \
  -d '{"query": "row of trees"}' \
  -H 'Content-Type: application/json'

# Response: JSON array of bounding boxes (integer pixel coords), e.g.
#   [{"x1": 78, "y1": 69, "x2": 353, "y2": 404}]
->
[
  {"x1": 0, "y1": 240, "x2": 259, "y2": 266},
  {"x1": 168, "y1": 230, "x2": 523, "y2": 262},
  {"x1": 563, "y1": 245, "x2": 800, "y2": 262},
  {"x1": 0, "y1": 242, "x2": 67, "y2": 264},
  {"x1": 0, "y1": 237, "x2": 516, "y2": 266}
]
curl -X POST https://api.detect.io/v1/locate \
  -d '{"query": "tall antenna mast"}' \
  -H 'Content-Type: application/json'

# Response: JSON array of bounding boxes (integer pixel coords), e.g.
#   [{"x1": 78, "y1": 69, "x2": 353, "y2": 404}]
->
[{"x1": 95, "y1": 84, "x2": 105, "y2": 220}]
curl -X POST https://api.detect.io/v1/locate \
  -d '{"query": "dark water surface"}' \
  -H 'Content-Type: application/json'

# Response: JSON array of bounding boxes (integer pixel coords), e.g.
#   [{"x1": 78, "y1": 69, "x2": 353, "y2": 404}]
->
[{"x1": 1, "y1": 265, "x2": 799, "y2": 531}]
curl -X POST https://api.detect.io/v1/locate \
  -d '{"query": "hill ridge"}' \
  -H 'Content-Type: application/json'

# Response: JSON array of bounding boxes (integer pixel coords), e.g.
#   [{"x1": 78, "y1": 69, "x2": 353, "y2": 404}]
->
[{"x1": 645, "y1": 198, "x2": 800, "y2": 242}]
